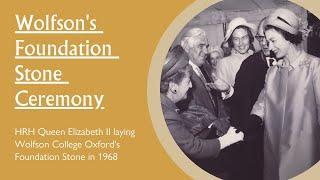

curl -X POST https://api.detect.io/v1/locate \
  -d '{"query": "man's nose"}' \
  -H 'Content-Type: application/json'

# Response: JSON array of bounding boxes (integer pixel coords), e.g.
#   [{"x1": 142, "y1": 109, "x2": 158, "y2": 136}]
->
[
  {"x1": 239, "y1": 39, "x2": 245, "y2": 45},
  {"x1": 203, "y1": 46, "x2": 208, "y2": 54},
  {"x1": 268, "y1": 42, "x2": 274, "y2": 51},
  {"x1": 261, "y1": 38, "x2": 267, "y2": 45}
]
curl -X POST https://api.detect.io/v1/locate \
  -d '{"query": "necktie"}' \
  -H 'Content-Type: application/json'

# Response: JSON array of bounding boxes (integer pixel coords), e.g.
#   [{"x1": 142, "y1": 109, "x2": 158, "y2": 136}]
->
[
  {"x1": 194, "y1": 66, "x2": 207, "y2": 85},
  {"x1": 194, "y1": 67, "x2": 216, "y2": 107}
]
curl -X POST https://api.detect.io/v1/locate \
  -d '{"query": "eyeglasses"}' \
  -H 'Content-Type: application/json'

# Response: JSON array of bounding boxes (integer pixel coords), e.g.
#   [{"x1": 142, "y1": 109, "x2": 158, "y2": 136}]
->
[
  {"x1": 255, "y1": 35, "x2": 266, "y2": 42},
  {"x1": 197, "y1": 44, "x2": 209, "y2": 50}
]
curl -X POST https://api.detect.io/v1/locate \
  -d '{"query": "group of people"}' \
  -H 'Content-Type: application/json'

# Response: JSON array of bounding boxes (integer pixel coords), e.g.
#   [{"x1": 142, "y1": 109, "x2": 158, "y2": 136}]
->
[{"x1": 160, "y1": 8, "x2": 320, "y2": 180}]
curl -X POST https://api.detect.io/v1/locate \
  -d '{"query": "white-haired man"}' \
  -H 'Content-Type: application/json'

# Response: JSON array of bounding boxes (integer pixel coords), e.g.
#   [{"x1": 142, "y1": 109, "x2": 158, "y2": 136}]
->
[
  {"x1": 179, "y1": 27, "x2": 236, "y2": 176},
  {"x1": 180, "y1": 28, "x2": 230, "y2": 114}
]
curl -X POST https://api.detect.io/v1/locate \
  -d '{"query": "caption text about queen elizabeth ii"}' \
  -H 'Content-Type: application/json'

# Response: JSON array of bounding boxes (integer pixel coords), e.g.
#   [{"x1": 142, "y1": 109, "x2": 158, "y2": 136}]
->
[{"x1": 12, "y1": 14, "x2": 138, "y2": 161}]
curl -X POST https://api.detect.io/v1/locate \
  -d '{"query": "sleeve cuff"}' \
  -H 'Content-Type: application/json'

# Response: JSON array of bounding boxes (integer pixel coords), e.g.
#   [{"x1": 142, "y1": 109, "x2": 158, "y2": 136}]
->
[{"x1": 221, "y1": 86, "x2": 234, "y2": 100}]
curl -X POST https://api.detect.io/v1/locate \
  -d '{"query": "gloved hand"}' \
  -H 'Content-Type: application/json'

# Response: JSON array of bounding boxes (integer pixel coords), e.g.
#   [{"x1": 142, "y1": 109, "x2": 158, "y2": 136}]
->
[{"x1": 218, "y1": 126, "x2": 244, "y2": 150}]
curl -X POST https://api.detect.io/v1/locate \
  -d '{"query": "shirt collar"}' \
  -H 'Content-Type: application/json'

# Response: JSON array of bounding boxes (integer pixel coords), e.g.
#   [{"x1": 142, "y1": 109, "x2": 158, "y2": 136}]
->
[
  {"x1": 189, "y1": 60, "x2": 202, "y2": 77},
  {"x1": 189, "y1": 60, "x2": 199, "y2": 70}
]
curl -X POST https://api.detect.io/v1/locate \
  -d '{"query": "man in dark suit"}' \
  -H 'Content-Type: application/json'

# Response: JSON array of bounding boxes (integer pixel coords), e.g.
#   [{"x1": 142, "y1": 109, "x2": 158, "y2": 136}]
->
[
  {"x1": 180, "y1": 28, "x2": 230, "y2": 119},
  {"x1": 224, "y1": 17, "x2": 274, "y2": 180},
  {"x1": 180, "y1": 28, "x2": 233, "y2": 176}
]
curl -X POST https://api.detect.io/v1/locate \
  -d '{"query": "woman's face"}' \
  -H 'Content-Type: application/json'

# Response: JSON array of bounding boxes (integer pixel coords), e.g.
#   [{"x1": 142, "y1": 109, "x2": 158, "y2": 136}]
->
[
  {"x1": 175, "y1": 75, "x2": 192, "y2": 101},
  {"x1": 232, "y1": 27, "x2": 250, "y2": 54},
  {"x1": 265, "y1": 28, "x2": 290, "y2": 59},
  {"x1": 210, "y1": 52, "x2": 221, "y2": 67}
]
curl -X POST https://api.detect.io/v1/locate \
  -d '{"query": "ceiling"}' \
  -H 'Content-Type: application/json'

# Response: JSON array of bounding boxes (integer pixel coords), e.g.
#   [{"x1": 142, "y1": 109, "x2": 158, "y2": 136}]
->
[{"x1": 211, "y1": 0, "x2": 289, "y2": 11}]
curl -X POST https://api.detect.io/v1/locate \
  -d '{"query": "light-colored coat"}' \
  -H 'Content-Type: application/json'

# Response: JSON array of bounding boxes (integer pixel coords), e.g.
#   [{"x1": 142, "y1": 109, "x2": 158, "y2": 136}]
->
[{"x1": 251, "y1": 51, "x2": 320, "y2": 180}]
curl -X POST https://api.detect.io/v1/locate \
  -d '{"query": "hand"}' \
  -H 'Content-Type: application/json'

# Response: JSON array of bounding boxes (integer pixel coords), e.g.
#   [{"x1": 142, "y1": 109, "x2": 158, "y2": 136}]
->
[
  {"x1": 218, "y1": 127, "x2": 244, "y2": 150},
  {"x1": 206, "y1": 73, "x2": 230, "y2": 92},
  {"x1": 206, "y1": 80, "x2": 230, "y2": 92}
]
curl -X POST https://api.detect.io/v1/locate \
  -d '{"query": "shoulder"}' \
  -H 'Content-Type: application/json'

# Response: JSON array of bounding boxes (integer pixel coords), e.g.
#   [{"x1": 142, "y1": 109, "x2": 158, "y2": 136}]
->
[
  {"x1": 237, "y1": 52, "x2": 260, "y2": 72},
  {"x1": 217, "y1": 56, "x2": 234, "y2": 69},
  {"x1": 160, "y1": 96, "x2": 181, "y2": 122},
  {"x1": 220, "y1": 55, "x2": 234, "y2": 63},
  {"x1": 242, "y1": 52, "x2": 261, "y2": 65},
  {"x1": 306, "y1": 54, "x2": 320, "y2": 78},
  {"x1": 161, "y1": 103, "x2": 179, "y2": 119},
  {"x1": 163, "y1": 110, "x2": 184, "y2": 126},
  {"x1": 305, "y1": 53, "x2": 320, "y2": 65},
  {"x1": 301, "y1": 53, "x2": 320, "y2": 74}
]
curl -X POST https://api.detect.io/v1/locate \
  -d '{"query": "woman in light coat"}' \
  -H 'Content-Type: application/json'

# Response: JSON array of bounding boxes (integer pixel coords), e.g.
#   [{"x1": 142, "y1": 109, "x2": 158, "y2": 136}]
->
[{"x1": 251, "y1": 8, "x2": 320, "y2": 180}]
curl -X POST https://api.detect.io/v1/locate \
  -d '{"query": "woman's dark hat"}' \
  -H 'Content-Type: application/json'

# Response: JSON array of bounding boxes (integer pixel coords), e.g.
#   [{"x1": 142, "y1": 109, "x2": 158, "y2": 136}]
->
[{"x1": 161, "y1": 45, "x2": 189, "y2": 80}]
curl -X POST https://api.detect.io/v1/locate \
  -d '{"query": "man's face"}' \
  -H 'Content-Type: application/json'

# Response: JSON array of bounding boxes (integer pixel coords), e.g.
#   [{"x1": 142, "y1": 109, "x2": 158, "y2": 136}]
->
[
  {"x1": 256, "y1": 35, "x2": 270, "y2": 56},
  {"x1": 232, "y1": 28, "x2": 250, "y2": 54},
  {"x1": 188, "y1": 36, "x2": 208, "y2": 66}
]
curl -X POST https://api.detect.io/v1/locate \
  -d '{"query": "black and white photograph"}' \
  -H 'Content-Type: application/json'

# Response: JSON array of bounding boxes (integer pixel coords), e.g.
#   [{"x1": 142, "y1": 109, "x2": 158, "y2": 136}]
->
[{"x1": 159, "y1": 0, "x2": 320, "y2": 179}]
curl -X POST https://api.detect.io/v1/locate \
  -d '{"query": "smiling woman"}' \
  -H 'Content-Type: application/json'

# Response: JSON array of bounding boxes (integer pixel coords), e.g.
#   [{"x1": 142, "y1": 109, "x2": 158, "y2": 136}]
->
[
  {"x1": 251, "y1": 8, "x2": 320, "y2": 180},
  {"x1": 216, "y1": 17, "x2": 256, "y2": 87}
]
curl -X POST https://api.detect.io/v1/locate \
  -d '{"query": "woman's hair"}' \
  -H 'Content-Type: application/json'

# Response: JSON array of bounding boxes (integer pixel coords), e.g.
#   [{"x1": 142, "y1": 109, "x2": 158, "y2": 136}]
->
[
  {"x1": 221, "y1": 41, "x2": 231, "y2": 57},
  {"x1": 160, "y1": 46, "x2": 192, "y2": 94},
  {"x1": 227, "y1": 25, "x2": 254, "y2": 48},
  {"x1": 265, "y1": 25, "x2": 303, "y2": 45}
]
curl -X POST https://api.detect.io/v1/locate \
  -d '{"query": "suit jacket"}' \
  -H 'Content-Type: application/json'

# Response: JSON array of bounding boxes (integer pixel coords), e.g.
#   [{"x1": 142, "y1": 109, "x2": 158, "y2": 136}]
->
[
  {"x1": 178, "y1": 63, "x2": 229, "y2": 120},
  {"x1": 160, "y1": 94, "x2": 220, "y2": 159}
]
